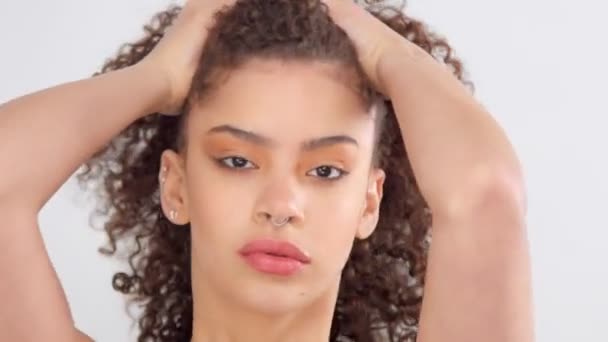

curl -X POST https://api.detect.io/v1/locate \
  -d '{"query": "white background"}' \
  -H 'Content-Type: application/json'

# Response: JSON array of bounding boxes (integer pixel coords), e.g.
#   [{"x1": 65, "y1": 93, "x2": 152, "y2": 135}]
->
[{"x1": 1, "y1": 0, "x2": 606, "y2": 341}]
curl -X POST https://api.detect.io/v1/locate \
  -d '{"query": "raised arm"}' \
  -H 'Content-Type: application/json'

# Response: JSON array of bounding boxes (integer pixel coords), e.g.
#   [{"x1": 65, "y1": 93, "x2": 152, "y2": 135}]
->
[
  {"x1": 0, "y1": 1, "x2": 231, "y2": 339},
  {"x1": 323, "y1": 1, "x2": 533, "y2": 340},
  {"x1": 0, "y1": 64, "x2": 167, "y2": 210},
  {"x1": 0, "y1": 55, "x2": 167, "y2": 342},
  {"x1": 380, "y1": 42, "x2": 533, "y2": 342}
]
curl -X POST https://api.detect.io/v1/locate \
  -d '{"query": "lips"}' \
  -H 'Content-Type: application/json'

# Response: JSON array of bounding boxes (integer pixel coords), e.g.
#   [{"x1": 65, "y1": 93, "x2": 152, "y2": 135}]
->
[
  {"x1": 238, "y1": 239, "x2": 311, "y2": 264},
  {"x1": 238, "y1": 238, "x2": 311, "y2": 276}
]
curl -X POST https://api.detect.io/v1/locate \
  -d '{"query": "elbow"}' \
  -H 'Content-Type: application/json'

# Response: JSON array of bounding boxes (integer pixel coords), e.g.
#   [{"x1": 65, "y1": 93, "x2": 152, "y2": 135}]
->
[{"x1": 435, "y1": 162, "x2": 528, "y2": 222}]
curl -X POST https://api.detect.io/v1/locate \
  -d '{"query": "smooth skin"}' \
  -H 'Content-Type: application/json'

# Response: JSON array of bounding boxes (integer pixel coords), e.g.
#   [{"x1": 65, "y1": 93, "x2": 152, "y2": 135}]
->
[{"x1": 0, "y1": 0, "x2": 533, "y2": 341}]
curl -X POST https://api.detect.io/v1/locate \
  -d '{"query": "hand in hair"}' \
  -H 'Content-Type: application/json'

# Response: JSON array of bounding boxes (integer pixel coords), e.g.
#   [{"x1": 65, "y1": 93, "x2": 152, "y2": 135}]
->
[
  {"x1": 141, "y1": 0, "x2": 237, "y2": 115},
  {"x1": 321, "y1": 0, "x2": 419, "y2": 96}
]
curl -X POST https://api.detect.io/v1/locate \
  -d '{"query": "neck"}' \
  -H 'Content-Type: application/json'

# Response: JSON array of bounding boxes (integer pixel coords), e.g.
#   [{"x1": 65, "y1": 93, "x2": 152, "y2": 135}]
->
[
  {"x1": 190, "y1": 259, "x2": 339, "y2": 342},
  {"x1": 190, "y1": 300, "x2": 335, "y2": 342}
]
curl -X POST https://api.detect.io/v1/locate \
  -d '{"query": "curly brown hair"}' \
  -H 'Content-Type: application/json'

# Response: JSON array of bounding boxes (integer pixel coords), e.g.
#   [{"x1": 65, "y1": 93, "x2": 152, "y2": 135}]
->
[{"x1": 76, "y1": 0, "x2": 471, "y2": 341}]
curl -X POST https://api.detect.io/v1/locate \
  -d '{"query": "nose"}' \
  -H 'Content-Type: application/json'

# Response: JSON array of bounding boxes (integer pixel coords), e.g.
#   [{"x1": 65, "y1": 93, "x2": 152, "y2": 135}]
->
[{"x1": 253, "y1": 177, "x2": 304, "y2": 227}]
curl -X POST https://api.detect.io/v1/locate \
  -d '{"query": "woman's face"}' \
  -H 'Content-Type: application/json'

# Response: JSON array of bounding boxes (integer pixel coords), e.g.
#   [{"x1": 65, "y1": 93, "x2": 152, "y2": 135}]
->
[{"x1": 160, "y1": 58, "x2": 385, "y2": 315}]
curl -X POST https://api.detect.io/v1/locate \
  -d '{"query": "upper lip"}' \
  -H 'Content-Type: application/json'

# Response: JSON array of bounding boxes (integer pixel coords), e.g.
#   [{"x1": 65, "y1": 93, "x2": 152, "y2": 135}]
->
[{"x1": 238, "y1": 238, "x2": 312, "y2": 264}]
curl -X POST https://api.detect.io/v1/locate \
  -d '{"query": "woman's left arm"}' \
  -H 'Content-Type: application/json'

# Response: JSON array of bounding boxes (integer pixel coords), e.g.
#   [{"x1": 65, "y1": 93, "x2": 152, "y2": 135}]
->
[
  {"x1": 378, "y1": 31, "x2": 533, "y2": 342},
  {"x1": 379, "y1": 43, "x2": 527, "y2": 217},
  {"x1": 380, "y1": 23, "x2": 533, "y2": 342},
  {"x1": 323, "y1": 1, "x2": 533, "y2": 341}
]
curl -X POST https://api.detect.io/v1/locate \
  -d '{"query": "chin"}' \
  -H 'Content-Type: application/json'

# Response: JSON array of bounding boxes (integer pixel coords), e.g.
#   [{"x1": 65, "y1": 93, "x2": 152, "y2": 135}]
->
[{"x1": 236, "y1": 278, "x2": 314, "y2": 315}]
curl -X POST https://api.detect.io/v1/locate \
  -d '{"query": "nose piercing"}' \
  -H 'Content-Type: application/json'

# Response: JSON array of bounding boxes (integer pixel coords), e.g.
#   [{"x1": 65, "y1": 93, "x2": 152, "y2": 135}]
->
[{"x1": 271, "y1": 216, "x2": 290, "y2": 228}]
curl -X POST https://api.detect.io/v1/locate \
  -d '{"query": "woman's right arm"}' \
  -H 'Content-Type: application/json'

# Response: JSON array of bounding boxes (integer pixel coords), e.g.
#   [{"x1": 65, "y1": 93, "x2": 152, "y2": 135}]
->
[
  {"x1": 0, "y1": 63, "x2": 168, "y2": 210},
  {"x1": 0, "y1": 0, "x2": 230, "y2": 210},
  {"x1": 0, "y1": 62, "x2": 168, "y2": 341},
  {"x1": 0, "y1": 1, "x2": 232, "y2": 339}
]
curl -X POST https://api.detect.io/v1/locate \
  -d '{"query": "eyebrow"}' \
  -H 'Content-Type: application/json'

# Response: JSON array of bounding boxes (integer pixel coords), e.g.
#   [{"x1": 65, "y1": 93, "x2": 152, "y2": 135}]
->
[{"x1": 206, "y1": 124, "x2": 359, "y2": 151}]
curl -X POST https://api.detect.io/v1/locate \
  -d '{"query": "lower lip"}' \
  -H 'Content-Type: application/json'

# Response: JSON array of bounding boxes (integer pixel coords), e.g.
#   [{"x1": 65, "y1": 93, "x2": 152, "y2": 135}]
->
[{"x1": 240, "y1": 252, "x2": 306, "y2": 276}]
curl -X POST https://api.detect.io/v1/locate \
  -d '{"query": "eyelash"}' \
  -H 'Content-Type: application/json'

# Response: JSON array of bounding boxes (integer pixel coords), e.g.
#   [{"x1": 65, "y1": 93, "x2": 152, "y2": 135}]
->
[{"x1": 215, "y1": 156, "x2": 349, "y2": 181}]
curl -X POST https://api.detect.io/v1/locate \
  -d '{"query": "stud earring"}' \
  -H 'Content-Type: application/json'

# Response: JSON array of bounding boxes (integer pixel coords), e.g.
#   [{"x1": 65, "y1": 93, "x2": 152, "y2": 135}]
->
[
  {"x1": 169, "y1": 209, "x2": 177, "y2": 222},
  {"x1": 159, "y1": 165, "x2": 167, "y2": 185}
]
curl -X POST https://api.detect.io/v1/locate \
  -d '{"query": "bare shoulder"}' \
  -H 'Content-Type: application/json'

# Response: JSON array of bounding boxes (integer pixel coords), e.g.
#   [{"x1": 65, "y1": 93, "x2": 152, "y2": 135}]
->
[{"x1": 75, "y1": 329, "x2": 94, "y2": 342}]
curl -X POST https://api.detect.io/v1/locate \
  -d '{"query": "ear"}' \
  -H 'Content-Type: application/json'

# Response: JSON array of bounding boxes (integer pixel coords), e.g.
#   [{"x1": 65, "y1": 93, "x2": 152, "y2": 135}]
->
[
  {"x1": 356, "y1": 168, "x2": 385, "y2": 240},
  {"x1": 158, "y1": 149, "x2": 190, "y2": 225}
]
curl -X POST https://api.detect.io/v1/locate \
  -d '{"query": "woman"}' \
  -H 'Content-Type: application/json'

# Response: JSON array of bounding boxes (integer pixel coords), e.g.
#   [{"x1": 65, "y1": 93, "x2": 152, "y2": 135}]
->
[{"x1": 0, "y1": 0, "x2": 533, "y2": 341}]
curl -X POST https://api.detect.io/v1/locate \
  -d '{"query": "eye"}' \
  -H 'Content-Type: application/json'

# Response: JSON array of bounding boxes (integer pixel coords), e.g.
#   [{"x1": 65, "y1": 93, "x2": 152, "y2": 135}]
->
[
  {"x1": 307, "y1": 165, "x2": 348, "y2": 180},
  {"x1": 217, "y1": 156, "x2": 257, "y2": 169}
]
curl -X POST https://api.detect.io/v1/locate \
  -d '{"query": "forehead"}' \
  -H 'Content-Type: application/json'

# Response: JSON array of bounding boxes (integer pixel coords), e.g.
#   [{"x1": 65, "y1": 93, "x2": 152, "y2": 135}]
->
[{"x1": 188, "y1": 58, "x2": 375, "y2": 145}]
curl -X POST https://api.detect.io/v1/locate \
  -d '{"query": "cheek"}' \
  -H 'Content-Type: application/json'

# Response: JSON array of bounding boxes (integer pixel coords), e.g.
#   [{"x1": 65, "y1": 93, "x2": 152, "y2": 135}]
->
[
  {"x1": 309, "y1": 172, "x2": 366, "y2": 223},
  {"x1": 306, "y1": 180, "x2": 366, "y2": 269},
  {"x1": 184, "y1": 164, "x2": 254, "y2": 248}
]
